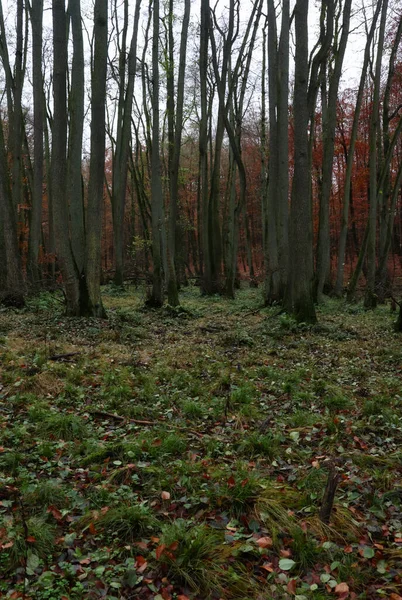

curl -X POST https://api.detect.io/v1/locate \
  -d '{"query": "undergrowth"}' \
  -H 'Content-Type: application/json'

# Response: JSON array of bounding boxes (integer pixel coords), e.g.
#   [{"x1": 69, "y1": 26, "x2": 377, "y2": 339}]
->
[{"x1": 0, "y1": 286, "x2": 401, "y2": 599}]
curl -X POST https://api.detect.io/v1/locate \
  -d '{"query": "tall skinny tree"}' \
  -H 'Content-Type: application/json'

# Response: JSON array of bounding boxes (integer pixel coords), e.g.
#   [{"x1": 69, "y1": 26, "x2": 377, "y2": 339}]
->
[
  {"x1": 286, "y1": 0, "x2": 316, "y2": 323},
  {"x1": 83, "y1": 0, "x2": 108, "y2": 317}
]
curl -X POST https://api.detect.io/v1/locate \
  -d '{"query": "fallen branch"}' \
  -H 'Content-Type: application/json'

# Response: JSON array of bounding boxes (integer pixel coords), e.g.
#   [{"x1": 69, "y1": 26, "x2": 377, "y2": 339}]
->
[
  {"x1": 90, "y1": 410, "x2": 153, "y2": 425},
  {"x1": 89, "y1": 410, "x2": 204, "y2": 438}
]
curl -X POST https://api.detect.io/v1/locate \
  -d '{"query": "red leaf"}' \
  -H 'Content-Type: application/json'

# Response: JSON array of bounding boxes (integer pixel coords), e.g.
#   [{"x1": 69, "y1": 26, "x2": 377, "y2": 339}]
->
[
  {"x1": 89, "y1": 522, "x2": 97, "y2": 534},
  {"x1": 286, "y1": 579, "x2": 297, "y2": 595},
  {"x1": 256, "y1": 536, "x2": 273, "y2": 548},
  {"x1": 156, "y1": 544, "x2": 166, "y2": 560},
  {"x1": 26, "y1": 536, "x2": 36, "y2": 543},
  {"x1": 227, "y1": 476, "x2": 236, "y2": 488},
  {"x1": 177, "y1": 596, "x2": 190, "y2": 600},
  {"x1": 47, "y1": 506, "x2": 63, "y2": 520},
  {"x1": 135, "y1": 555, "x2": 148, "y2": 573}
]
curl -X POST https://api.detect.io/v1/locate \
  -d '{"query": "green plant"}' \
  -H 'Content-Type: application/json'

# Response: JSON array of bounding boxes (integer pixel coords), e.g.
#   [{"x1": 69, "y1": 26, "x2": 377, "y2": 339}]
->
[
  {"x1": 231, "y1": 382, "x2": 257, "y2": 405},
  {"x1": 238, "y1": 432, "x2": 279, "y2": 459},
  {"x1": 323, "y1": 394, "x2": 352, "y2": 412},
  {"x1": 23, "y1": 480, "x2": 68, "y2": 513},
  {"x1": 161, "y1": 434, "x2": 187, "y2": 456},
  {"x1": 209, "y1": 469, "x2": 260, "y2": 516},
  {"x1": 181, "y1": 400, "x2": 204, "y2": 419},
  {"x1": 95, "y1": 503, "x2": 158, "y2": 542},
  {"x1": 290, "y1": 526, "x2": 322, "y2": 571},
  {"x1": 39, "y1": 413, "x2": 88, "y2": 441},
  {"x1": 157, "y1": 520, "x2": 227, "y2": 594},
  {"x1": 2, "y1": 516, "x2": 55, "y2": 573}
]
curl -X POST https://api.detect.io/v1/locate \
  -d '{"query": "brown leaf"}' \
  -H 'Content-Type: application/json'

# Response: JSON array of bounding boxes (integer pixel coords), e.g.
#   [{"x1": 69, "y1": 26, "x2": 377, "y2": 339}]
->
[
  {"x1": 135, "y1": 555, "x2": 148, "y2": 573},
  {"x1": 155, "y1": 544, "x2": 166, "y2": 560},
  {"x1": 256, "y1": 536, "x2": 273, "y2": 548},
  {"x1": 335, "y1": 582, "x2": 349, "y2": 595},
  {"x1": 47, "y1": 505, "x2": 62, "y2": 520},
  {"x1": 286, "y1": 579, "x2": 297, "y2": 595}
]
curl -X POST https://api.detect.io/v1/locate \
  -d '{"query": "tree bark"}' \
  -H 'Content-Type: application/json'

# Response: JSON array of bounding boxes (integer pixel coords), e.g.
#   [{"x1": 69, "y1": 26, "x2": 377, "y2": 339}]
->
[{"x1": 286, "y1": 0, "x2": 316, "y2": 323}]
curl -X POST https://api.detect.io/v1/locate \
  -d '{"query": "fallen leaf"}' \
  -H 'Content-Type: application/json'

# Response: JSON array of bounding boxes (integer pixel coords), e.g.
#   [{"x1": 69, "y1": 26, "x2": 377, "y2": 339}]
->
[
  {"x1": 335, "y1": 583, "x2": 349, "y2": 595},
  {"x1": 256, "y1": 536, "x2": 273, "y2": 548},
  {"x1": 286, "y1": 579, "x2": 297, "y2": 595},
  {"x1": 161, "y1": 491, "x2": 171, "y2": 500},
  {"x1": 279, "y1": 558, "x2": 296, "y2": 571},
  {"x1": 155, "y1": 544, "x2": 166, "y2": 560}
]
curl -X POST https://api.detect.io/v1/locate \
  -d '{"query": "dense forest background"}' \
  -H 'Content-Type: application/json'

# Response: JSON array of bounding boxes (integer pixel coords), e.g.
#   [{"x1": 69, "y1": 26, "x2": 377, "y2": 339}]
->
[{"x1": 1, "y1": 0, "x2": 402, "y2": 323}]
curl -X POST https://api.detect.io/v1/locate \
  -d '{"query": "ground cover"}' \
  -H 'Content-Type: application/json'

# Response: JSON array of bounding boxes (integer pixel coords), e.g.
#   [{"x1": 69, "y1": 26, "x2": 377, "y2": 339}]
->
[{"x1": 0, "y1": 286, "x2": 401, "y2": 599}]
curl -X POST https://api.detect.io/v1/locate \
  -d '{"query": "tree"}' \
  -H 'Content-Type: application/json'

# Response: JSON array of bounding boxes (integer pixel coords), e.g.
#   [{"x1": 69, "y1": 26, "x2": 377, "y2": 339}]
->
[
  {"x1": 111, "y1": 0, "x2": 142, "y2": 287},
  {"x1": 314, "y1": 0, "x2": 352, "y2": 302},
  {"x1": 334, "y1": 0, "x2": 383, "y2": 297},
  {"x1": 52, "y1": 0, "x2": 81, "y2": 315},
  {"x1": 27, "y1": 0, "x2": 44, "y2": 287},
  {"x1": 265, "y1": 0, "x2": 290, "y2": 303},
  {"x1": 165, "y1": 0, "x2": 191, "y2": 306},
  {"x1": 83, "y1": 0, "x2": 108, "y2": 317},
  {"x1": 364, "y1": 0, "x2": 388, "y2": 309},
  {"x1": 286, "y1": 0, "x2": 317, "y2": 323},
  {"x1": 148, "y1": 0, "x2": 166, "y2": 306}
]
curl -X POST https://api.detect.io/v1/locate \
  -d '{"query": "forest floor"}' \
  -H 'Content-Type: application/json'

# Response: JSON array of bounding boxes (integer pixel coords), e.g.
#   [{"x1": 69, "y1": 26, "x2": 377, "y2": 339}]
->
[{"x1": 0, "y1": 286, "x2": 401, "y2": 600}]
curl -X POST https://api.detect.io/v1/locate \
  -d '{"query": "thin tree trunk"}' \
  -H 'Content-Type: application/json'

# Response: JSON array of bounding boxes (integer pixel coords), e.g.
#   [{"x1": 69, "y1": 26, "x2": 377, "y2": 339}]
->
[
  {"x1": 27, "y1": 0, "x2": 44, "y2": 288},
  {"x1": 364, "y1": 0, "x2": 388, "y2": 309},
  {"x1": 83, "y1": 0, "x2": 108, "y2": 317},
  {"x1": 52, "y1": 0, "x2": 80, "y2": 315},
  {"x1": 334, "y1": 0, "x2": 383, "y2": 296}
]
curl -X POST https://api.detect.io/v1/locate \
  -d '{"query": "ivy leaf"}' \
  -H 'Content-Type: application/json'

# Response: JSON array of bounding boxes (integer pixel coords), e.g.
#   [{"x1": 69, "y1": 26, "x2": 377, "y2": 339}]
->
[
  {"x1": 279, "y1": 558, "x2": 296, "y2": 571},
  {"x1": 362, "y1": 546, "x2": 375, "y2": 559},
  {"x1": 26, "y1": 551, "x2": 40, "y2": 575}
]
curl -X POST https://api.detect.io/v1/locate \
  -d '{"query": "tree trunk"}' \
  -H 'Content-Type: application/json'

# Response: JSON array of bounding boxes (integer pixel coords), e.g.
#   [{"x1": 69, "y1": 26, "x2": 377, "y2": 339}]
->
[
  {"x1": 315, "y1": 0, "x2": 351, "y2": 302},
  {"x1": 83, "y1": 0, "x2": 108, "y2": 317},
  {"x1": 27, "y1": 0, "x2": 44, "y2": 288},
  {"x1": 52, "y1": 0, "x2": 80, "y2": 315},
  {"x1": 334, "y1": 0, "x2": 383, "y2": 296},
  {"x1": 148, "y1": 0, "x2": 165, "y2": 307},
  {"x1": 286, "y1": 0, "x2": 316, "y2": 323},
  {"x1": 364, "y1": 0, "x2": 388, "y2": 309},
  {"x1": 67, "y1": 0, "x2": 85, "y2": 276}
]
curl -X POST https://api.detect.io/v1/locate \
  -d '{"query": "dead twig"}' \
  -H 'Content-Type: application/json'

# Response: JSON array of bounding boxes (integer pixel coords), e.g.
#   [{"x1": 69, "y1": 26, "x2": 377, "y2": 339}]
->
[{"x1": 89, "y1": 410, "x2": 204, "y2": 438}]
